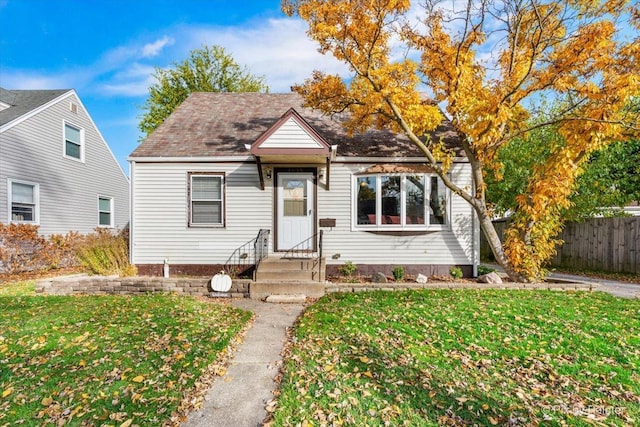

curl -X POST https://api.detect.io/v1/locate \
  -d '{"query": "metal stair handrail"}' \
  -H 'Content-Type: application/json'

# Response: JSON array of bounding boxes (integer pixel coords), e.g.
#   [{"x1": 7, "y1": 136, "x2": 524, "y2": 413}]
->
[
  {"x1": 282, "y1": 230, "x2": 324, "y2": 281},
  {"x1": 223, "y1": 229, "x2": 270, "y2": 277}
]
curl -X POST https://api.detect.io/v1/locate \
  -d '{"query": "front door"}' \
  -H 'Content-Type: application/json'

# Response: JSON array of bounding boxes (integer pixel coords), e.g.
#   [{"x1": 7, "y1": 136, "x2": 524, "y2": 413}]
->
[{"x1": 277, "y1": 172, "x2": 315, "y2": 251}]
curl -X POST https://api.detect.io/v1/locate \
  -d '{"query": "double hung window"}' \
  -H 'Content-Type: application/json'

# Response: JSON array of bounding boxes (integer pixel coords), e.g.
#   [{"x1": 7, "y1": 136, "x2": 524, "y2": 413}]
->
[
  {"x1": 98, "y1": 196, "x2": 114, "y2": 227},
  {"x1": 64, "y1": 123, "x2": 83, "y2": 161},
  {"x1": 189, "y1": 174, "x2": 224, "y2": 226},
  {"x1": 9, "y1": 180, "x2": 39, "y2": 223}
]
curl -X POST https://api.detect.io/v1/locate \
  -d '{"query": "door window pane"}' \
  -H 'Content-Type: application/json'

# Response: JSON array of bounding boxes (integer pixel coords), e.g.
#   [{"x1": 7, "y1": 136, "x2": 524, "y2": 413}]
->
[{"x1": 283, "y1": 179, "x2": 307, "y2": 216}]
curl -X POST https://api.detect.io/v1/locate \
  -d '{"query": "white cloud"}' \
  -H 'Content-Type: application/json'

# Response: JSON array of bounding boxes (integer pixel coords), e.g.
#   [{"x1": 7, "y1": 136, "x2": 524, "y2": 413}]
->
[
  {"x1": 1, "y1": 16, "x2": 348, "y2": 97},
  {"x1": 141, "y1": 36, "x2": 174, "y2": 58},
  {"x1": 0, "y1": 69, "x2": 84, "y2": 90},
  {"x1": 186, "y1": 18, "x2": 350, "y2": 92}
]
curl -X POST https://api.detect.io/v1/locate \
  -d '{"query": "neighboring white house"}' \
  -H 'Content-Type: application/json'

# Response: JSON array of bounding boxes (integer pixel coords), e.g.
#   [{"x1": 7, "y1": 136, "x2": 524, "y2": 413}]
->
[
  {"x1": 129, "y1": 92, "x2": 479, "y2": 278},
  {"x1": 0, "y1": 87, "x2": 129, "y2": 235}
]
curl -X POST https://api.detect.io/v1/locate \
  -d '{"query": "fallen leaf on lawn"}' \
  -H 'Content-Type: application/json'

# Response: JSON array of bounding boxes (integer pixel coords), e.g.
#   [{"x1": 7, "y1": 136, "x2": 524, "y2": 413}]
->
[
  {"x1": 131, "y1": 375, "x2": 144, "y2": 383},
  {"x1": 120, "y1": 419, "x2": 133, "y2": 427},
  {"x1": 2, "y1": 387, "x2": 12, "y2": 398},
  {"x1": 41, "y1": 396, "x2": 53, "y2": 406}
]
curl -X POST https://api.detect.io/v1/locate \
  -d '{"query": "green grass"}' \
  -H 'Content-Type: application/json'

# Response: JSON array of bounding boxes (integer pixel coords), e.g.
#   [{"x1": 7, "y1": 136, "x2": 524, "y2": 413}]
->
[
  {"x1": 0, "y1": 293, "x2": 252, "y2": 426},
  {"x1": 272, "y1": 290, "x2": 640, "y2": 426},
  {"x1": 0, "y1": 280, "x2": 35, "y2": 297}
]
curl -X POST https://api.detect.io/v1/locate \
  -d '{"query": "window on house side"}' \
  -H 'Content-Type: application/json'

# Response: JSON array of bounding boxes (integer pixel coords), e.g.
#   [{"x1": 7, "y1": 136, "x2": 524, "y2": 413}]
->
[
  {"x1": 64, "y1": 123, "x2": 83, "y2": 160},
  {"x1": 98, "y1": 196, "x2": 113, "y2": 227},
  {"x1": 189, "y1": 174, "x2": 224, "y2": 226},
  {"x1": 355, "y1": 173, "x2": 448, "y2": 229},
  {"x1": 9, "y1": 180, "x2": 38, "y2": 223}
]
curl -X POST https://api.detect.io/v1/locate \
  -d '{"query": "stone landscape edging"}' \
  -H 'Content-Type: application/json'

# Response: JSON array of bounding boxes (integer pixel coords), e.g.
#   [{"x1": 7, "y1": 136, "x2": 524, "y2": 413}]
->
[
  {"x1": 36, "y1": 275, "x2": 599, "y2": 297},
  {"x1": 35, "y1": 275, "x2": 250, "y2": 297}
]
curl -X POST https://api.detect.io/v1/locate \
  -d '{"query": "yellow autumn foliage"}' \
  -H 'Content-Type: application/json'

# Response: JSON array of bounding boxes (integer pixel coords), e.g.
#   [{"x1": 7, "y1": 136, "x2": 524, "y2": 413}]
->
[{"x1": 284, "y1": 0, "x2": 640, "y2": 281}]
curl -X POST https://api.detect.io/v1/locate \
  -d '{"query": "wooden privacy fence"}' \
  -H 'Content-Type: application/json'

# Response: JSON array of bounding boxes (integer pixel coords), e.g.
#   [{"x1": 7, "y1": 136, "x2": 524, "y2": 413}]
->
[{"x1": 481, "y1": 217, "x2": 640, "y2": 275}]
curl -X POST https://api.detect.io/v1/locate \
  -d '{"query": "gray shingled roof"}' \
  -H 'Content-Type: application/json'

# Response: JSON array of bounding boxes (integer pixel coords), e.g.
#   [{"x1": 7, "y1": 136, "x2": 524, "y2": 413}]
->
[
  {"x1": 130, "y1": 92, "x2": 464, "y2": 159},
  {"x1": 0, "y1": 87, "x2": 70, "y2": 127}
]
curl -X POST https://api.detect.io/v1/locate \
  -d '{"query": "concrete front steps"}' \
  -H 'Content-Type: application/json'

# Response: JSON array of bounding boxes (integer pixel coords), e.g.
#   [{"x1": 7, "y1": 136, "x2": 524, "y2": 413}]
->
[{"x1": 251, "y1": 255, "x2": 326, "y2": 300}]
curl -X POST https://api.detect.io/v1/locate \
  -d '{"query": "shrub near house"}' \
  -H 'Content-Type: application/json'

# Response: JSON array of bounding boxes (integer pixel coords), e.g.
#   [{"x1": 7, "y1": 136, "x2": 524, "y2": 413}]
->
[{"x1": 0, "y1": 223, "x2": 131, "y2": 277}]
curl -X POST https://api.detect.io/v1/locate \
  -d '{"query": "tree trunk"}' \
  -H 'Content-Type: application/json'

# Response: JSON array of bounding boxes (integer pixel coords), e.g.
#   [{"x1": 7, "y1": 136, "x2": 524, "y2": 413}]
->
[{"x1": 473, "y1": 203, "x2": 529, "y2": 282}]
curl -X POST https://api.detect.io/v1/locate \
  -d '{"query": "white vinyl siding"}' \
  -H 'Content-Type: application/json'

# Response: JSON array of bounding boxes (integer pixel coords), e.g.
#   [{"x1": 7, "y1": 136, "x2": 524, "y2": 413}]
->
[
  {"x1": 131, "y1": 162, "x2": 271, "y2": 265},
  {"x1": 8, "y1": 179, "x2": 39, "y2": 224},
  {"x1": 260, "y1": 118, "x2": 324, "y2": 148},
  {"x1": 189, "y1": 174, "x2": 224, "y2": 226},
  {"x1": 98, "y1": 196, "x2": 114, "y2": 227},
  {"x1": 0, "y1": 91, "x2": 129, "y2": 235},
  {"x1": 131, "y1": 160, "x2": 475, "y2": 268},
  {"x1": 64, "y1": 122, "x2": 83, "y2": 161}
]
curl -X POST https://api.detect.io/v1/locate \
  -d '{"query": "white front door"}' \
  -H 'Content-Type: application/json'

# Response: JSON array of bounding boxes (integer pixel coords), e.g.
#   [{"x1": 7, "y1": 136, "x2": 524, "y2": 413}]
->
[{"x1": 277, "y1": 172, "x2": 315, "y2": 251}]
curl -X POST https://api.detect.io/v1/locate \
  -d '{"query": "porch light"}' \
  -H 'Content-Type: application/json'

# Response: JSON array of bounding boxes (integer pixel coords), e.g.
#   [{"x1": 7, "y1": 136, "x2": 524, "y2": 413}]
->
[{"x1": 265, "y1": 168, "x2": 272, "y2": 179}]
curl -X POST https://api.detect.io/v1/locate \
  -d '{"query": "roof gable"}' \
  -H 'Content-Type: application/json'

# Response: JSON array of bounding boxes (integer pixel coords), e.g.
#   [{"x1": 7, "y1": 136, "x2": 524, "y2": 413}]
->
[
  {"x1": 250, "y1": 108, "x2": 331, "y2": 156},
  {"x1": 0, "y1": 87, "x2": 71, "y2": 131}
]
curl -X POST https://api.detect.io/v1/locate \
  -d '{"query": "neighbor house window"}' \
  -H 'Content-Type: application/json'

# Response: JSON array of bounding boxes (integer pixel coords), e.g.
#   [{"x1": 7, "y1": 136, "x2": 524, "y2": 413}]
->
[
  {"x1": 189, "y1": 174, "x2": 224, "y2": 226},
  {"x1": 9, "y1": 179, "x2": 39, "y2": 224},
  {"x1": 64, "y1": 123, "x2": 83, "y2": 160},
  {"x1": 98, "y1": 196, "x2": 114, "y2": 227},
  {"x1": 354, "y1": 173, "x2": 449, "y2": 229}
]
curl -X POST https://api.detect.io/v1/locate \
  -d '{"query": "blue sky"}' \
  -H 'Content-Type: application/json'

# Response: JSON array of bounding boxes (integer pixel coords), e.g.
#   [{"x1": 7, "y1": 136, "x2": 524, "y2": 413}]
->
[{"x1": 0, "y1": 0, "x2": 347, "y2": 174}]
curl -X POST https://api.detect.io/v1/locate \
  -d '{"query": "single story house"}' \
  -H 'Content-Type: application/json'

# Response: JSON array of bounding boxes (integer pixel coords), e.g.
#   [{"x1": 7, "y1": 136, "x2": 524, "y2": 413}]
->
[{"x1": 128, "y1": 92, "x2": 479, "y2": 279}]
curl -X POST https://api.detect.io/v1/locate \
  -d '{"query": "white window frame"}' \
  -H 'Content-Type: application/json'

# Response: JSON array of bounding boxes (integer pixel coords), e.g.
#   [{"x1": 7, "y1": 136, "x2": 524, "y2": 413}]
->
[
  {"x1": 63, "y1": 121, "x2": 85, "y2": 162},
  {"x1": 97, "y1": 195, "x2": 114, "y2": 228},
  {"x1": 188, "y1": 173, "x2": 225, "y2": 227},
  {"x1": 352, "y1": 173, "x2": 450, "y2": 231},
  {"x1": 8, "y1": 178, "x2": 40, "y2": 225}
]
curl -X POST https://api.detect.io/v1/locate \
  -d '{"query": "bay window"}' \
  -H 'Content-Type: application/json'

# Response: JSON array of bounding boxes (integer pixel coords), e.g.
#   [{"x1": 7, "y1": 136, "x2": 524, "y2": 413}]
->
[{"x1": 355, "y1": 173, "x2": 449, "y2": 229}]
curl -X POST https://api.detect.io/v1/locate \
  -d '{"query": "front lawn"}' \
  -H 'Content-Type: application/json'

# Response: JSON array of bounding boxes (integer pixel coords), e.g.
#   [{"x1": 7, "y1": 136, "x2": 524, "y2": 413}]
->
[
  {"x1": 271, "y1": 290, "x2": 640, "y2": 426},
  {"x1": 0, "y1": 293, "x2": 252, "y2": 426}
]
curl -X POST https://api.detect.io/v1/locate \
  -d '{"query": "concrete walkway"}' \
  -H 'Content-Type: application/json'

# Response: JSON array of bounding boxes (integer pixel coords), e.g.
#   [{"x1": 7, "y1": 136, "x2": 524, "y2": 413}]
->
[
  {"x1": 487, "y1": 263, "x2": 640, "y2": 299},
  {"x1": 548, "y1": 271, "x2": 640, "y2": 299},
  {"x1": 182, "y1": 299, "x2": 305, "y2": 427}
]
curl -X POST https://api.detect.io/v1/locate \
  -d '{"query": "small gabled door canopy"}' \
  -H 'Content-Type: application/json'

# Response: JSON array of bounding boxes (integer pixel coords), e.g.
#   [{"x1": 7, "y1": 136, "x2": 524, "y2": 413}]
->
[{"x1": 249, "y1": 108, "x2": 336, "y2": 190}]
